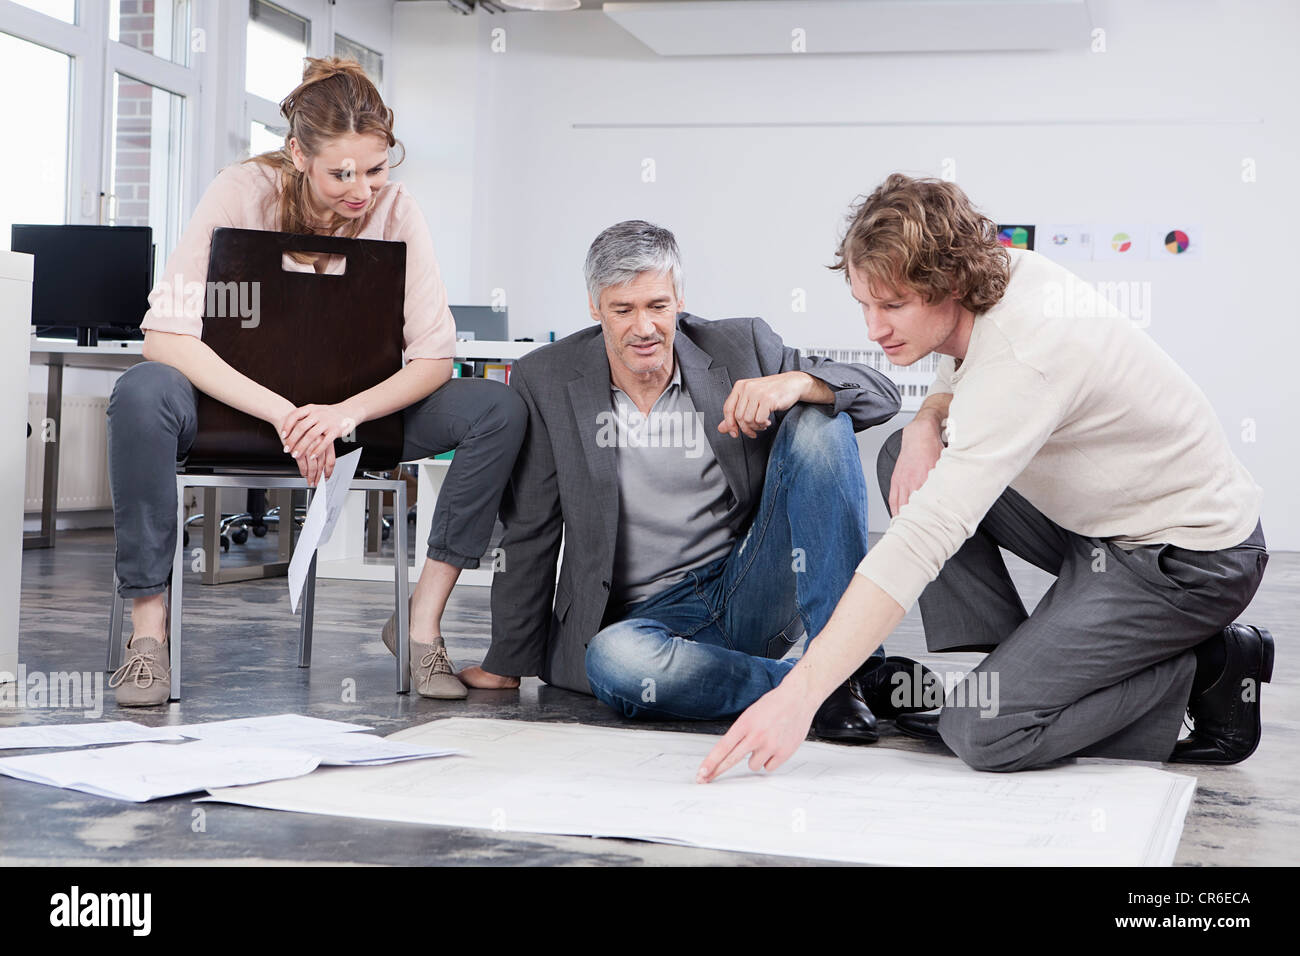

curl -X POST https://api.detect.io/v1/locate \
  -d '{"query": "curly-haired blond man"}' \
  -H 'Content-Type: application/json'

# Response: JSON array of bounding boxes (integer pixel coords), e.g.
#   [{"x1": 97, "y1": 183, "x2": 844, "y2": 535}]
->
[{"x1": 699, "y1": 174, "x2": 1271, "y2": 780}]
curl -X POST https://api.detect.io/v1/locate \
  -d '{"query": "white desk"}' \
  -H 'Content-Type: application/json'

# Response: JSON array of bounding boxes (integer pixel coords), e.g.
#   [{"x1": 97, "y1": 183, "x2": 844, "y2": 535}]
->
[{"x1": 26, "y1": 337, "x2": 146, "y2": 549}]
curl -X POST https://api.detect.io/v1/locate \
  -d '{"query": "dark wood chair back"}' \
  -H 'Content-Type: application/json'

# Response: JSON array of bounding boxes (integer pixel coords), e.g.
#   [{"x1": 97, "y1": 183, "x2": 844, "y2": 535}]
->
[{"x1": 187, "y1": 227, "x2": 406, "y2": 472}]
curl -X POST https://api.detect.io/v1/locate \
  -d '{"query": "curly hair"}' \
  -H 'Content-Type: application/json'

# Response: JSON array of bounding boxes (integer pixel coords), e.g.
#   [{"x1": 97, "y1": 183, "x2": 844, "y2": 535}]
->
[{"x1": 830, "y1": 173, "x2": 1009, "y2": 314}]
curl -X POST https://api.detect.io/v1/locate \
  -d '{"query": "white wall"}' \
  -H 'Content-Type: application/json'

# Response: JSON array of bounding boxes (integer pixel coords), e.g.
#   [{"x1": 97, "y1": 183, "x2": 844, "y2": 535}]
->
[
  {"x1": 388, "y1": 5, "x2": 480, "y2": 303},
  {"x1": 392, "y1": 0, "x2": 1300, "y2": 549}
]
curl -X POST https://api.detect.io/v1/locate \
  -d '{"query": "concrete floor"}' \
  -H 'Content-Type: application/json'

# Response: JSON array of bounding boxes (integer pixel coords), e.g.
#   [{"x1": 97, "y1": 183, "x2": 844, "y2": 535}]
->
[{"x1": 3, "y1": 526, "x2": 1296, "y2": 866}]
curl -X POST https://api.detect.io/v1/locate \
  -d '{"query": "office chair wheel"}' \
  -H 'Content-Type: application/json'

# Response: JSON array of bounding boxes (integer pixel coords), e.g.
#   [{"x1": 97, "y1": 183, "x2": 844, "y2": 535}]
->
[
  {"x1": 251, "y1": 522, "x2": 268, "y2": 538},
  {"x1": 382, "y1": 524, "x2": 391, "y2": 542},
  {"x1": 220, "y1": 535, "x2": 230, "y2": 552},
  {"x1": 232, "y1": 527, "x2": 249, "y2": 546}
]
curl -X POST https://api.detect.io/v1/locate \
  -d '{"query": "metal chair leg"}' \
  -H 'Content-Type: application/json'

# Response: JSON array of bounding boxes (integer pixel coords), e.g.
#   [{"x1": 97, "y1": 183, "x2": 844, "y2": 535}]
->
[
  {"x1": 169, "y1": 477, "x2": 186, "y2": 701},
  {"x1": 200, "y1": 487, "x2": 221, "y2": 585},
  {"x1": 298, "y1": 551, "x2": 316, "y2": 667},
  {"x1": 394, "y1": 480, "x2": 410, "y2": 693},
  {"x1": 107, "y1": 575, "x2": 125, "y2": 672}
]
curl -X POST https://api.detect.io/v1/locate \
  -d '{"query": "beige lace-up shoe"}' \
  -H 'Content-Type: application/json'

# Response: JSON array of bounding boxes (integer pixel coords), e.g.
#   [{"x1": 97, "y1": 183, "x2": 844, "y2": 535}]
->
[
  {"x1": 381, "y1": 603, "x2": 468, "y2": 699},
  {"x1": 109, "y1": 635, "x2": 172, "y2": 707}
]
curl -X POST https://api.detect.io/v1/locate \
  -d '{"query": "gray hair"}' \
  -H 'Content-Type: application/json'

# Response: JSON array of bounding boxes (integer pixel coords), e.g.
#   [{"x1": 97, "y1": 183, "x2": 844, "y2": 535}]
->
[{"x1": 584, "y1": 220, "x2": 683, "y2": 309}]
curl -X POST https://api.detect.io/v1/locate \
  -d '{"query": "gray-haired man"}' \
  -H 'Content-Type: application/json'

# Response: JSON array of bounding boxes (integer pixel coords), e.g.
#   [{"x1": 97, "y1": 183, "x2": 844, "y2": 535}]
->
[{"x1": 462, "y1": 221, "x2": 934, "y2": 742}]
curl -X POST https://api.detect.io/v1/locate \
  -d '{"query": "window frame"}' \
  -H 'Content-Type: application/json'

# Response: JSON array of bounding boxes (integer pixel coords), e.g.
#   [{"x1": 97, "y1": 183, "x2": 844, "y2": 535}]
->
[
  {"x1": 242, "y1": 0, "x2": 330, "y2": 160},
  {"x1": 1, "y1": 0, "x2": 393, "y2": 268}
]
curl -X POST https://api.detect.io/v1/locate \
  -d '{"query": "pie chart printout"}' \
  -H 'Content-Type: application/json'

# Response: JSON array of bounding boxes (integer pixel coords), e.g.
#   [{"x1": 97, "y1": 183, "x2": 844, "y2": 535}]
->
[
  {"x1": 1111, "y1": 232, "x2": 1133, "y2": 253},
  {"x1": 1164, "y1": 229, "x2": 1190, "y2": 254},
  {"x1": 997, "y1": 224, "x2": 1035, "y2": 249}
]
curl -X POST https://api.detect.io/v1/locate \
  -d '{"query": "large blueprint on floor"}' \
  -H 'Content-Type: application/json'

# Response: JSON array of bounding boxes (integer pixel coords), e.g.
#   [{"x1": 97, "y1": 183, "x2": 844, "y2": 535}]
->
[{"x1": 204, "y1": 717, "x2": 1195, "y2": 866}]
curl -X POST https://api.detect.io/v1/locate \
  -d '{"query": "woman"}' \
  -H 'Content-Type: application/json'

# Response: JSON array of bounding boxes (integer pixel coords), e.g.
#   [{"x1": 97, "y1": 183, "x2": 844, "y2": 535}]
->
[{"x1": 106, "y1": 57, "x2": 525, "y2": 706}]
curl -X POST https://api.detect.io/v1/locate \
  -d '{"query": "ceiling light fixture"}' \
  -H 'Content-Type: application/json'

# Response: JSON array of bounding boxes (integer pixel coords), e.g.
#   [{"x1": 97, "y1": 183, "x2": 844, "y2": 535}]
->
[{"x1": 500, "y1": 0, "x2": 582, "y2": 10}]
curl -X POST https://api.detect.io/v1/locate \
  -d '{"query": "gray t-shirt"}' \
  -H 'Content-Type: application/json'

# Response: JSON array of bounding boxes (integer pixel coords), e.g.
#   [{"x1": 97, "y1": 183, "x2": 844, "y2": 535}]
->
[{"x1": 607, "y1": 362, "x2": 736, "y2": 607}]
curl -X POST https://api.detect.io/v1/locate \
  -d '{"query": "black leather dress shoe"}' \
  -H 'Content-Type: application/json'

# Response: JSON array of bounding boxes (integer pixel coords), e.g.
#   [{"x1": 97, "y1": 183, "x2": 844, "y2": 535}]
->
[
  {"x1": 856, "y1": 655, "x2": 940, "y2": 719},
  {"x1": 812, "y1": 681, "x2": 879, "y2": 744},
  {"x1": 894, "y1": 711, "x2": 943, "y2": 741},
  {"x1": 1170, "y1": 623, "x2": 1274, "y2": 766}
]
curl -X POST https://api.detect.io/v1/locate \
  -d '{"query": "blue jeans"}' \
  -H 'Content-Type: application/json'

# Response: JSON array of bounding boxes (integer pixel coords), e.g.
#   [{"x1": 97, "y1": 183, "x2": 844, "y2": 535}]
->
[{"x1": 585, "y1": 404, "x2": 883, "y2": 720}]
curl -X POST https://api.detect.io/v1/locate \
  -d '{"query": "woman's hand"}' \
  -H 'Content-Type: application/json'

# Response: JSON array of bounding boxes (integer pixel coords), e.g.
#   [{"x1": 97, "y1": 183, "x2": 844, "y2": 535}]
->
[
  {"x1": 696, "y1": 682, "x2": 819, "y2": 784},
  {"x1": 278, "y1": 403, "x2": 355, "y2": 486}
]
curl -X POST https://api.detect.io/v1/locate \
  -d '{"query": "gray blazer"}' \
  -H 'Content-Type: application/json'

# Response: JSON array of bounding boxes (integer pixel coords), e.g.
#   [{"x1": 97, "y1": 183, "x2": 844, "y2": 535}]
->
[{"x1": 485, "y1": 313, "x2": 902, "y2": 694}]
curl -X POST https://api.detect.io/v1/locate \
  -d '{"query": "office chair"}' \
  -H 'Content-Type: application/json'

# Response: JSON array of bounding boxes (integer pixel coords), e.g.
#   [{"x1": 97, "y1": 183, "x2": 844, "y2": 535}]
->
[{"x1": 106, "y1": 227, "x2": 414, "y2": 699}]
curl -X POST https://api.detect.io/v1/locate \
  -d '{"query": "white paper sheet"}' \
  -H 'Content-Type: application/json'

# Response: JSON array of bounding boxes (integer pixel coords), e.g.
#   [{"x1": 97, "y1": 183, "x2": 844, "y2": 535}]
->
[
  {"x1": 0, "y1": 721, "x2": 185, "y2": 750},
  {"x1": 200, "y1": 733, "x2": 459, "y2": 766},
  {"x1": 288, "y1": 447, "x2": 361, "y2": 612},
  {"x1": 204, "y1": 718, "x2": 1197, "y2": 866},
  {"x1": 174, "y1": 716, "x2": 458, "y2": 766},
  {"x1": 172, "y1": 714, "x2": 372, "y2": 739},
  {"x1": 0, "y1": 741, "x2": 321, "y2": 802}
]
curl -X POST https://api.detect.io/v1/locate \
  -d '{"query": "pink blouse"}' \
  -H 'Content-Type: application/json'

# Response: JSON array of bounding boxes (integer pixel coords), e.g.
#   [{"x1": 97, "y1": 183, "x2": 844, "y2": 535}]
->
[{"x1": 139, "y1": 160, "x2": 457, "y2": 362}]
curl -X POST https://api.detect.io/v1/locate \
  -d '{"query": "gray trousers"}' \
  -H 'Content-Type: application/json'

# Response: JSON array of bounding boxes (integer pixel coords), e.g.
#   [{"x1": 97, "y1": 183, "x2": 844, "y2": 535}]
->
[
  {"x1": 876, "y1": 428, "x2": 1269, "y2": 772},
  {"x1": 107, "y1": 361, "x2": 527, "y2": 598}
]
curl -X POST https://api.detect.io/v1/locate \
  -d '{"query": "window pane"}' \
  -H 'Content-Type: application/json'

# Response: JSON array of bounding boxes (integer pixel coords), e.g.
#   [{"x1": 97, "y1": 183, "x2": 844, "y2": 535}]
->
[
  {"x1": 246, "y1": 0, "x2": 309, "y2": 103},
  {"x1": 334, "y1": 33, "x2": 382, "y2": 88},
  {"x1": 249, "y1": 120, "x2": 286, "y2": 159},
  {"x1": 110, "y1": 0, "x2": 193, "y2": 66},
  {"x1": 9, "y1": 0, "x2": 76, "y2": 24},
  {"x1": 109, "y1": 73, "x2": 185, "y2": 279},
  {"x1": 0, "y1": 33, "x2": 70, "y2": 245}
]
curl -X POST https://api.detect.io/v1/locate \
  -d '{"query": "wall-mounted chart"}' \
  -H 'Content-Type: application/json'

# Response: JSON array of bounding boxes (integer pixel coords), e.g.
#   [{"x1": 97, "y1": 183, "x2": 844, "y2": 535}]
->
[
  {"x1": 996, "y1": 224, "x2": 1036, "y2": 249},
  {"x1": 1093, "y1": 224, "x2": 1148, "y2": 260},
  {"x1": 1148, "y1": 225, "x2": 1202, "y2": 259},
  {"x1": 1037, "y1": 224, "x2": 1092, "y2": 261}
]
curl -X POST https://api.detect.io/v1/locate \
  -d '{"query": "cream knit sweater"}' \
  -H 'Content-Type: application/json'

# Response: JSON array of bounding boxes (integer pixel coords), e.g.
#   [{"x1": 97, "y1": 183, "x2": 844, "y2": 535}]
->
[{"x1": 857, "y1": 248, "x2": 1262, "y2": 611}]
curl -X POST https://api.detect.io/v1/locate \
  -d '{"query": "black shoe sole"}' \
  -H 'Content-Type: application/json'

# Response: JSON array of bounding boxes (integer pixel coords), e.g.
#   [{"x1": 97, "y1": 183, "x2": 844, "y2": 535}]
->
[
  {"x1": 812, "y1": 727, "x2": 880, "y2": 745},
  {"x1": 892, "y1": 715, "x2": 943, "y2": 742},
  {"x1": 1259, "y1": 626, "x2": 1275, "y2": 683}
]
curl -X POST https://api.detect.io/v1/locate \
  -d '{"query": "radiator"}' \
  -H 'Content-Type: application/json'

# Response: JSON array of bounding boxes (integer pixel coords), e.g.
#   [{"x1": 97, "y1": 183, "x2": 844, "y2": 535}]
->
[
  {"x1": 803, "y1": 345, "x2": 936, "y2": 412},
  {"x1": 25, "y1": 394, "x2": 113, "y2": 512}
]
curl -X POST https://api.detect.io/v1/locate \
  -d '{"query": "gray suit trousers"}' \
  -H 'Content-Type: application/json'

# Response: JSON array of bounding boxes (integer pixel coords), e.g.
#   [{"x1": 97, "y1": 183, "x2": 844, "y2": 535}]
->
[{"x1": 877, "y1": 428, "x2": 1269, "y2": 772}]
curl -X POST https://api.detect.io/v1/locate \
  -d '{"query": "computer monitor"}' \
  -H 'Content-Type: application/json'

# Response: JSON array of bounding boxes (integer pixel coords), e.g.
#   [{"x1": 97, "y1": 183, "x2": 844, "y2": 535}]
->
[
  {"x1": 450, "y1": 304, "x2": 509, "y2": 342},
  {"x1": 11, "y1": 224, "x2": 153, "y2": 346}
]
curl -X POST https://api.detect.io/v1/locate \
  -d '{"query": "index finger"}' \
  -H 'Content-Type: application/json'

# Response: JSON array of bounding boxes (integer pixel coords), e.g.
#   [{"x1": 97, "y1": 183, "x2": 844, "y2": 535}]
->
[
  {"x1": 718, "y1": 386, "x2": 740, "y2": 436},
  {"x1": 279, "y1": 406, "x2": 310, "y2": 439},
  {"x1": 696, "y1": 721, "x2": 752, "y2": 784}
]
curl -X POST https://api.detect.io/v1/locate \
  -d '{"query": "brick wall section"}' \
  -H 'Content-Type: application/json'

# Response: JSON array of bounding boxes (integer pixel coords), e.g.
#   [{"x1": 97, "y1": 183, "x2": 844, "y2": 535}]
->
[{"x1": 113, "y1": 0, "x2": 156, "y2": 226}]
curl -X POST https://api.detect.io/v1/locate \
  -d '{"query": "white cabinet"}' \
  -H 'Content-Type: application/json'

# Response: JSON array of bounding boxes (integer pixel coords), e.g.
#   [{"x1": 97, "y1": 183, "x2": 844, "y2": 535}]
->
[{"x1": 1, "y1": 251, "x2": 34, "y2": 680}]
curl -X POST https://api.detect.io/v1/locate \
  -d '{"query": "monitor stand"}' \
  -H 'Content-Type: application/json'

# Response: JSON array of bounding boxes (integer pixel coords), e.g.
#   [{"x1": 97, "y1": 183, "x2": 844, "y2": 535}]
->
[{"x1": 76, "y1": 327, "x2": 99, "y2": 347}]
